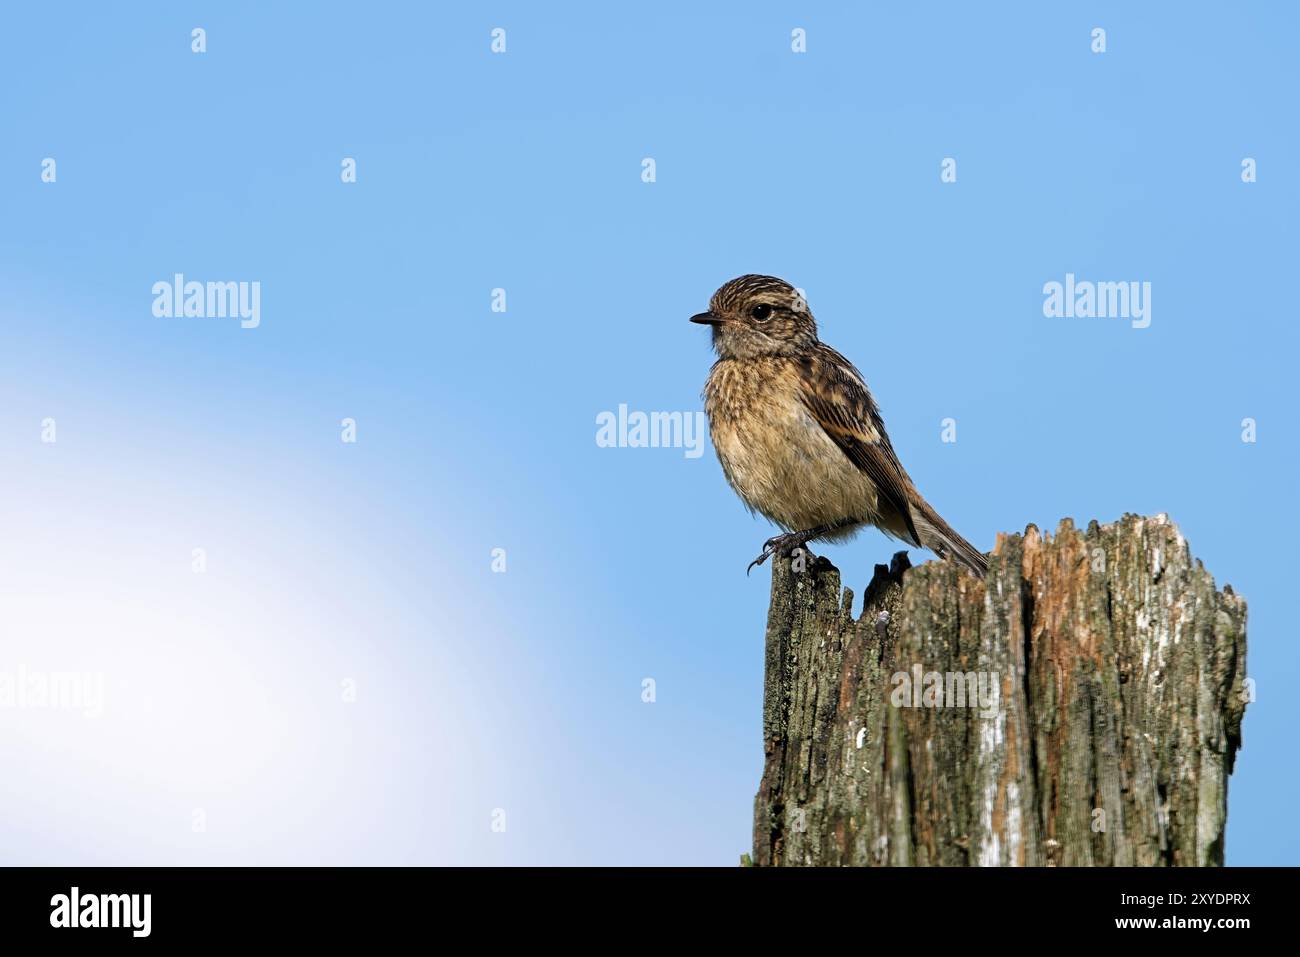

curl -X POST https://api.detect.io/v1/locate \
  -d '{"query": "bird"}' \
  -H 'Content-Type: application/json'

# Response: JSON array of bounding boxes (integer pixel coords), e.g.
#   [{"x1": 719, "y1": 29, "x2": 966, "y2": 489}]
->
[{"x1": 692, "y1": 274, "x2": 987, "y2": 578}]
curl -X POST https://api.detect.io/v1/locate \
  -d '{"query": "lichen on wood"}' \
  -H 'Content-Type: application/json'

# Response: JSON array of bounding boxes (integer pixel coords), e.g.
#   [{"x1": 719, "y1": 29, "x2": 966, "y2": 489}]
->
[{"x1": 752, "y1": 514, "x2": 1248, "y2": 867}]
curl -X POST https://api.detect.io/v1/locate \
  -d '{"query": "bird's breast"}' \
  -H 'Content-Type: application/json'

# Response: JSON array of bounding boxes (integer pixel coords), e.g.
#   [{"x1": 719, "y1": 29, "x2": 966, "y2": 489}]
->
[{"x1": 703, "y1": 358, "x2": 880, "y2": 532}]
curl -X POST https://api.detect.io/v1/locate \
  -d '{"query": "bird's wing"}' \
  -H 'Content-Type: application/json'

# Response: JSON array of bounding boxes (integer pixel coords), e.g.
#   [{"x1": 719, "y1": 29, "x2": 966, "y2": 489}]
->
[{"x1": 797, "y1": 344, "x2": 922, "y2": 546}]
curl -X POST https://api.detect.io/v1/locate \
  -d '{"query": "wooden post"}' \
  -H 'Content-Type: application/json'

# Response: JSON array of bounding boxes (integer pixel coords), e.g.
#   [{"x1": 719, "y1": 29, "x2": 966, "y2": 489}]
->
[{"x1": 753, "y1": 514, "x2": 1248, "y2": 866}]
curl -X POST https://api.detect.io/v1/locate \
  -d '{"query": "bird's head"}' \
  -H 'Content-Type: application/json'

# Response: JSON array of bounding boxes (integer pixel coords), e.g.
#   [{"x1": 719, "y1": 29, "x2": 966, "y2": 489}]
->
[{"x1": 690, "y1": 274, "x2": 818, "y2": 358}]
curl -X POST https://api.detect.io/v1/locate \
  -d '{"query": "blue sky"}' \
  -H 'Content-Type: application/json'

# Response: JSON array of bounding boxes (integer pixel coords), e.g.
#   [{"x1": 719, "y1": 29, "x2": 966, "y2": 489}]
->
[{"x1": 1, "y1": 2, "x2": 1295, "y2": 864}]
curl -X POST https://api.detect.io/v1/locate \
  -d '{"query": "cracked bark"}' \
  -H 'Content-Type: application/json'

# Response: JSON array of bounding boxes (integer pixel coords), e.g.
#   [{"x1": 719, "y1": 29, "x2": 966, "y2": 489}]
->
[{"x1": 752, "y1": 514, "x2": 1248, "y2": 867}]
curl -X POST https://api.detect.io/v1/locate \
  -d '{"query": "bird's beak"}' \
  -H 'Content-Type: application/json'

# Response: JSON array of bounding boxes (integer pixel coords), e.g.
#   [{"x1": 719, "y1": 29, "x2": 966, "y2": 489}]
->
[{"x1": 690, "y1": 311, "x2": 722, "y2": 325}]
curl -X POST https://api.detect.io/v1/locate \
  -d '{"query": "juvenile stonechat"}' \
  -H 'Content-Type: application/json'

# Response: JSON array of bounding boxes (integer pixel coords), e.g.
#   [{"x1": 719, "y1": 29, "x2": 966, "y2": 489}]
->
[{"x1": 693, "y1": 274, "x2": 987, "y2": 577}]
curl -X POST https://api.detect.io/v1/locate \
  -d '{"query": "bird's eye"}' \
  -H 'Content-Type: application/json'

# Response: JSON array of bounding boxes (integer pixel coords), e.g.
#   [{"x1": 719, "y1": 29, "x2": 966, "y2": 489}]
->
[{"x1": 750, "y1": 303, "x2": 773, "y2": 322}]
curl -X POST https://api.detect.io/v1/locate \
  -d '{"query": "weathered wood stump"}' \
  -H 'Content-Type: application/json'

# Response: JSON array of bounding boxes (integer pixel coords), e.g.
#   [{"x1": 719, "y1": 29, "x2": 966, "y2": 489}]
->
[{"x1": 753, "y1": 514, "x2": 1248, "y2": 866}]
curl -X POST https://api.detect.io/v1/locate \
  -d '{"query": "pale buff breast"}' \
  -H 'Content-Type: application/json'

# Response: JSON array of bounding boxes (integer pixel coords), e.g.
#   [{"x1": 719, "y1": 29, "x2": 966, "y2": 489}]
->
[{"x1": 703, "y1": 358, "x2": 882, "y2": 536}]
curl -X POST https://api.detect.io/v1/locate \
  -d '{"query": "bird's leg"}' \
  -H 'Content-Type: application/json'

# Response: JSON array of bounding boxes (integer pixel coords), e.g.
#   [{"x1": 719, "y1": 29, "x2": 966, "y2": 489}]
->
[{"x1": 746, "y1": 518, "x2": 860, "y2": 575}]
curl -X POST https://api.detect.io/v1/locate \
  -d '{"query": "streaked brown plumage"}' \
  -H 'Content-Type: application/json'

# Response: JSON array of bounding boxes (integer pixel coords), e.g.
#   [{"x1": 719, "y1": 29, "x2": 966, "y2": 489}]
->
[{"x1": 692, "y1": 274, "x2": 987, "y2": 577}]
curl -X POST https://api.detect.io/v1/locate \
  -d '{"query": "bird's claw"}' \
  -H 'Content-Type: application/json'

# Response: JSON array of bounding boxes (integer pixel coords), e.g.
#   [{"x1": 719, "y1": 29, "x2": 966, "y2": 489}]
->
[
  {"x1": 746, "y1": 533, "x2": 807, "y2": 576},
  {"x1": 746, "y1": 545, "x2": 776, "y2": 576}
]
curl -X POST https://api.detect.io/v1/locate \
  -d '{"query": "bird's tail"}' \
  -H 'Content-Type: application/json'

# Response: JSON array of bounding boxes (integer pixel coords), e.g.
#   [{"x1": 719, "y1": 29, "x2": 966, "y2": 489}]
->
[{"x1": 910, "y1": 497, "x2": 988, "y2": 578}]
